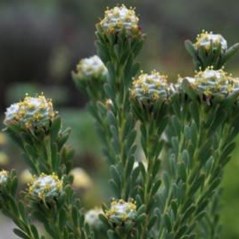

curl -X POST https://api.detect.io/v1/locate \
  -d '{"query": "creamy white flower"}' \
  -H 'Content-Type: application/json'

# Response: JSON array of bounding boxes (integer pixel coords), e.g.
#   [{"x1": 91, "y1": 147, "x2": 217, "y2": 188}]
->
[
  {"x1": 131, "y1": 70, "x2": 169, "y2": 102},
  {"x1": 190, "y1": 67, "x2": 239, "y2": 97},
  {"x1": 76, "y1": 55, "x2": 107, "y2": 79},
  {"x1": 106, "y1": 199, "x2": 137, "y2": 223},
  {"x1": 0, "y1": 170, "x2": 9, "y2": 185},
  {"x1": 85, "y1": 208, "x2": 103, "y2": 227},
  {"x1": 200, "y1": 69, "x2": 222, "y2": 80},
  {"x1": 4, "y1": 103, "x2": 20, "y2": 125},
  {"x1": 4, "y1": 94, "x2": 56, "y2": 129},
  {"x1": 99, "y1": 5, "x2": 139, "y2": 35},
  {"x1": 29, "y1": 173, "x2": 62, "y2": 200},
  {"x1": 195, "y1": 31, "x2": 227, "y2": 52}
]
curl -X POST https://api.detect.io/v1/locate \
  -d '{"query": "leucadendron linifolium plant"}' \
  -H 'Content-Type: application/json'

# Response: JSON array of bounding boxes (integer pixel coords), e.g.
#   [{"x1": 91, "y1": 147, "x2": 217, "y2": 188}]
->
[
  {"x1": 73, "y1": 4, "x2": 239, "y2": 239},
  {"x1": 3, "y1": 94, "x2": 73, "y2": 176},
  {"x1": 172, "y1": 32, "x2": 239, "y2": 238},
  {"x1": 130, "y1": 70, "x2": 173, "y2": 238},
  {"x1": 155, "y1": 67, "x2": 239, "y2": 239},
  {"x1": 93, "y1": 5, "x2": 145, "y2": 207},
  {"x1": 185, "y1": 30, "x2": 239, "y2": 70},
  {"x1": 2, "y1": 4, "x2": 239, "y2": 239},
  {"x1": 1, "y1": 94, "x2": 94, "y2": 239}
]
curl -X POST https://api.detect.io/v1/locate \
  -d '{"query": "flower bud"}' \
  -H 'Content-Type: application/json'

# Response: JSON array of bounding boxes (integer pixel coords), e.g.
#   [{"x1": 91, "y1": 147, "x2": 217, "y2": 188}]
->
[
  {"x1": 194, "y1": 30, "x2": 227, "y2": 52},
  {"x1": 193, "y1": 67, "x2": 239, "y2": 97},
  {"x1": 105, "y1": 199, "x2": 137, "y2": 224},
  {"x1": 75, "y1": 55, "x2": 107, "y2": 80},
  {"x1": 0, "y1": 170, "x2": 9, "y2": 186},
  {"x1": 85, "y1": 208, "x2": 103, "y2": 228},
  {"x1": 131, "y1": 70, "x2": 170, "y2": 104},
  {"x1": 4, "y1": 94, "x2": 56, "y2": 130},
  {"x1": 99, "y1": 5, "x2": 140, "y2": 37},
  {"x1": 28, "y1": 173, "x2": 63, "y2": 201},
  {"x1": 179, "y1": 67, "x2": 239, "y2": 105}
]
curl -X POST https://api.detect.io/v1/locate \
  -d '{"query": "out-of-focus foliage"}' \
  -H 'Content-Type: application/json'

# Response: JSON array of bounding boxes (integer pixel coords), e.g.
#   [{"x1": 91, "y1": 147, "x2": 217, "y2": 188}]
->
[{"x1": 222, "y1": 141, "x2": 239, "y2": 239}]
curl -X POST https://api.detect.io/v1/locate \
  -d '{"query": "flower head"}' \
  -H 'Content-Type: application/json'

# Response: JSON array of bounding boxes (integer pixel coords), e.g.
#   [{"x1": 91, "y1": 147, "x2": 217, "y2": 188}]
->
[
  {"x1": 28, "y1": 173, "x2": 63, "y2": 201},
  {"x1": 192, "y1": 67, "x2": 239, "y2": 97},
  {"x1": 105, "y1": 199, "x2": 137, "y2": 224},
  {"x1": 85, "y1": 208, "x2": 103, "y2": 228},
  {"x1": 131, "y1": 70, "x2": 170, "y2": 103},
  {"x1": 4, "y1": 94, "x2": 56, "y2": 130},
  {"x1": 99, "y1": 5, "x2": 140, "y2": 36},
  {"x1": 75, "y1": 55, "x2": 107, "y2": 80},
  {"x1": 0, "y1": 170, "x2": 9, "y2": 186},
  {"x1": 194, "y1": 30, "x2": 227, "y2": 52}
]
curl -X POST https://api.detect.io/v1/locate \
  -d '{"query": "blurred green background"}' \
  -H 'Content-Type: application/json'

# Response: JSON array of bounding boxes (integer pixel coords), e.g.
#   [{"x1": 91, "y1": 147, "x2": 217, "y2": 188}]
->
[{"x1": 0, "y1": 0, "x2": 239, "y2": 238}]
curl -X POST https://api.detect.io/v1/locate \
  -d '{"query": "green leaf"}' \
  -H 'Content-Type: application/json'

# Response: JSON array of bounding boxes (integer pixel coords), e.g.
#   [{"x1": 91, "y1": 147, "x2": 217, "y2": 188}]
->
[
  {"x1": 104, "y1": 83, "x2": 115, "y2": 100},
  {"x1": 125, "y1": 130, "x2": 137, "y2": 152},
  {"x1": 181, "y1": 204, "x2": 196, "y2": 223},
  {"x1": 107, "y1": 111, "x2": 117, "y2": 128},
  {"x1": 171, "y1": 116, "x2": 182, "y2": 137},
  {"x1": 13, "y1": 228, "x2": 29, "y2": 239},
  {"x1": 163, "y1": 213, "x2": 172, "y2": 231},
  {"x1": 184, "y1": 40, "x2": 196, "y2": 58},
  {"x1": 135, "y1": 213, "x2": 146, "y2": 223},
  {"x1": 71, "y1": 206, "x2": 79, "y2": 227},
  {"x1": 137, "y1": 204, "x2": 146, "y2": 216},
  {"x1": 152, "y1": 159, "x2": 161, "y2": 178},
  {"x1": 189, "y1": 102, "x2": 200, "y2": 128},
  {"x1": 125, "y1": 157, "x2": 135, "y2": 178},
  {"x1": 182, "y1": 150, "x2": 190, "y2": 167},
  {"x1": 107, "y1": 229, "x2": 118, "y2": 239},
  {"x1": 50, "y1": 116, "x2": 61, "y2": 140},
  {"x1": 59, "y1": 209, "x2": 66, "y2": 228},
  {"x1": 131, "y1": 164, "x2": 140, "y2": 182},
  {"x1": 109, "y1": 179, "x2": 120, "y2": 197},
  {"x1": 110, "y1": 165, "x2": 121, "y2": 187},
  {"x1": 220, "y1": 142, "x2": 236, "y2": 164},
  {"x1": 189, "y1": 174, "x2": 205, "y2": 195},
  {"x1": 223, "y1": 42, "x2": 239, "y2": 63},
  {"x1": 175, "y1": 225, "x2": 189, "y2": 239},
  {"x1": 148, "y1": 214, "x2": 158, "y2": 229},
  {"x1": 30, "y1": 224, "x2": 40, "y2": 239},
  {"x1": 178, "y1": 162, "x2": 187, "y2": 182},
  {"x1": 57, "y1": 128, "x2": 71, "y2": 149},
  {"x1": 139, "y1": 161, "x2": 146, "y2": 180},
  {"x1": 151, "y1": 179, "x2": 161, "y2": 195}
]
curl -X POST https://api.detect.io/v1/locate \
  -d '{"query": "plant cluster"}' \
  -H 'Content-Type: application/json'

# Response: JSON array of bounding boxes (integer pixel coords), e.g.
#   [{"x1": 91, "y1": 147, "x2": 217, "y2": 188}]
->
[{"x1": 1, "y1": 4, "x2": 239, "y2": 239}]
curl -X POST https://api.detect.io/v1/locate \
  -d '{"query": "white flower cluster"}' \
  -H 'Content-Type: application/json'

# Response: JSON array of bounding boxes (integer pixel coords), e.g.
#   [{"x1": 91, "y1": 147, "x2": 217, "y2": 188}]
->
[
  {"x1": 105, "y1": 199, "x2": 137, "y2": 224},
  {"x1": 28, "y1": 173, "x2": 63, "y2": 201},
  {"x1": 131, "y1": 71, "x2": 169, "y2": 102},
  {"x1": 99, "y1": 5, "x2": 139, "y2": 35},
  {"x1": 194, "y1": 30, "x2": 227, "y2": 52},
  {"x1": 85, "y1": 208, "x2": 103, "y2": 227},
  {"x1": 0, "y1": 170, "x2": 9, "y2": 186},
  {"x1": 76, "y1": 55, "x2": 107, "y2": 80},
  {"x1": 4, "y1": 94, "x2": 56, "y2": 130},
  {"x1": 182, "y1": 67, "x2": 239, "y2": 97}
]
